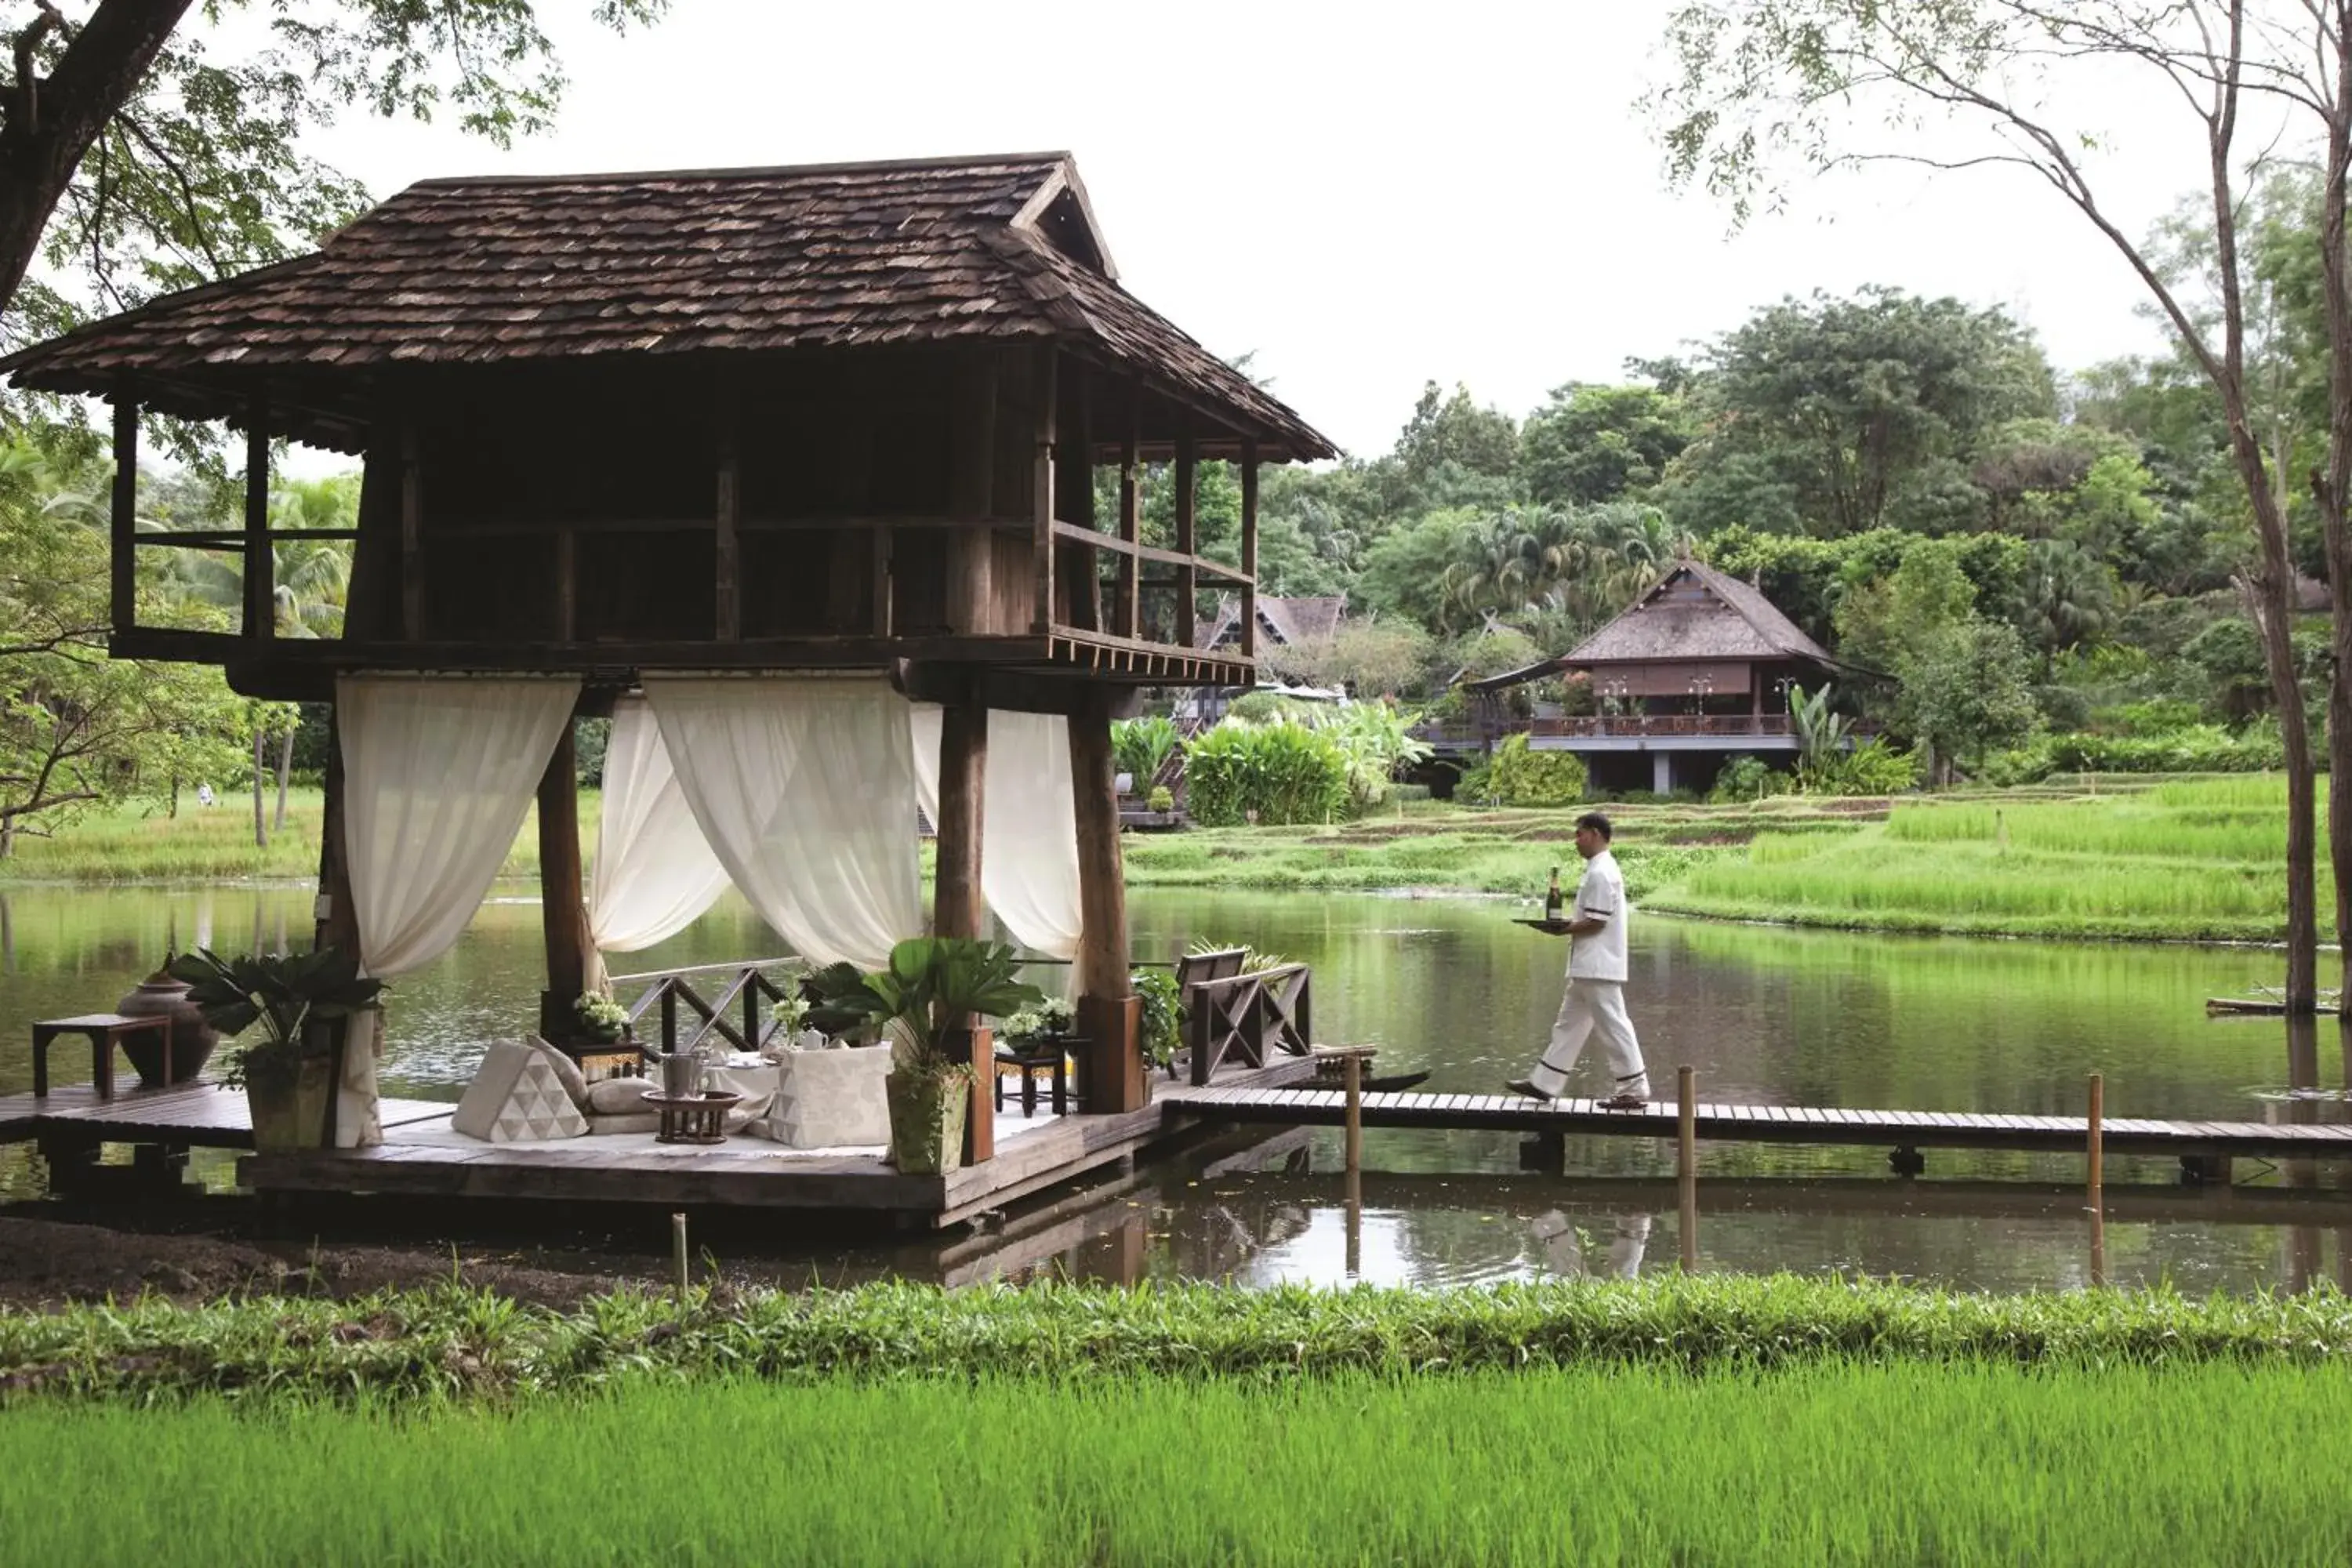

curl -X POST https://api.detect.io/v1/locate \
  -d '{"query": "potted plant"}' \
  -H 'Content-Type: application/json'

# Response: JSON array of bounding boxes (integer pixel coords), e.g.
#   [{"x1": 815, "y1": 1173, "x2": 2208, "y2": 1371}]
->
[
  {"x1": 573, "y1": 991, "x2": 630, "y2": 1046},
  {"x1": 1133, "y1": 968, "x2": 1184, "y2": 1079},
  {"x1": 999, "y1": 996, "x2": 1076, "y2": 1055},
  {"x1": 166, "y1": 947, "x2": 383, "y2": 1152},
  {"x1": 848, "y1": 938, "x2": 1043, "y2": 1175}
]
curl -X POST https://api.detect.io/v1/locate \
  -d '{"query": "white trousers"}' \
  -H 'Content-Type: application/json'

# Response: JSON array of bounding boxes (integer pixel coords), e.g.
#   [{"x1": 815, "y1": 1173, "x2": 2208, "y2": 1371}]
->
[{"x1": 1529, "y1": 979, "x2": 1649, "y2": 1100}]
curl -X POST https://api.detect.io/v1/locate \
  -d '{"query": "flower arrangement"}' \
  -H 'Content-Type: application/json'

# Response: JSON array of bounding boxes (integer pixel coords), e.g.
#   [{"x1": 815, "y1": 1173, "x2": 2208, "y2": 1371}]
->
[
  {"x1": 1000, "y1": 995, "x2": 1076, "y2": 1049},
  {"x1": 573, "y1": 992, "x2": 630, "y2": 1044}
]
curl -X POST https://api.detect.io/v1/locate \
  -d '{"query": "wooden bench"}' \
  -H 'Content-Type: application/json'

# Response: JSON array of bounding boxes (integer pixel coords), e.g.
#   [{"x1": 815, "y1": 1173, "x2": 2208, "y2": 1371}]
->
[{"x1": 31, "y1": 1014, "x2": 172, "y2": 1102}]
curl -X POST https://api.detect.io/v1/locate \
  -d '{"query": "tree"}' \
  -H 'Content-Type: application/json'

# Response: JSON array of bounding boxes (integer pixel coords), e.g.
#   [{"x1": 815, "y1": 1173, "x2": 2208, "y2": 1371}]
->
[
  {"x1": 1668, "y1": 286, "x2": 2056, "y2": 538},
  {"x1": 1519, "y1": 382, "x2": 1692, "y2": 506},
  {"x1": 1650, "y1": 0, "x2": 2337, "y2": 1007},
  {"x1": 1394, "y1": 381, "x2": 1519, "y2": 486},
  {"x1": 0, "y1": 455, "x2": 243, "y2": 852},
  {"x1": 1901, "y1": 618, "x2": 2042, "y2": 783},
  {"x1": 0, "y1": 1, "x2": 666, "y2": 369}
]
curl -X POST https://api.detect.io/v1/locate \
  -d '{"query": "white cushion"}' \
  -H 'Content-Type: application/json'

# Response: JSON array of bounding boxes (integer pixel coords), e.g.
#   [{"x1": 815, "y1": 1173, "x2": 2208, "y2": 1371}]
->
[
  {"x1": 586, "y1": 1076, "x2": 655, "y2": 1115},
  {"x1": 451, "y1": 1040, "x2": 589, "y2": 1142},
  {"x1": 527, "y1": 1036, "x2": 593, "y2": 1112},
  {"x1": 753, "y1": 1042, "x2": 892, "y2": 1149}
]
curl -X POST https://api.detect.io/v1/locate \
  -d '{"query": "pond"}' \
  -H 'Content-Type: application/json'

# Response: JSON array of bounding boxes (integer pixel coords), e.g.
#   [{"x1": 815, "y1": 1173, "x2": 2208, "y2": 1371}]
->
[{"x1": 1, "y1": 880, "x2": 2344, "y2": 1296}]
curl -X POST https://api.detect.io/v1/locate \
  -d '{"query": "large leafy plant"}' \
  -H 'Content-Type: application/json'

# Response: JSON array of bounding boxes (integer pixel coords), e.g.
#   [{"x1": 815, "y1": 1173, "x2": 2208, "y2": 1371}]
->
[
  {"x1": 848, "y1": 938, "x2": 1045, "y2": 1077},
  {"x1": 165, "y1": 947, "x2": 383, "y2": 1088}
]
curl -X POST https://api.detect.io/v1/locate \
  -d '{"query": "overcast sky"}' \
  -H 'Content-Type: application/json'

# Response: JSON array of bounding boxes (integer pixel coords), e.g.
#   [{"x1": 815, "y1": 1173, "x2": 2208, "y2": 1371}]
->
[{"x1": 279, "y1": 0, "x2": 2216, "y2": 461}]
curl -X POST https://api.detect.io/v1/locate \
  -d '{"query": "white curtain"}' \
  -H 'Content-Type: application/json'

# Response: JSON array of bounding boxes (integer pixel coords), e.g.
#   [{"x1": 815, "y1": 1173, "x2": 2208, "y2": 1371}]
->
[
  {"x1": 909, "y1": 704, "x2": 1083, "y2": 960},
  {"x1": 336, "y1": 673, "x2": 582, "y2": 1146},
  {"x1": 645, "y1": 676, "x2": 921, "y2": 970},
  {"x1": 585, "y1": 696, "x2": 730, "y2": 990}
]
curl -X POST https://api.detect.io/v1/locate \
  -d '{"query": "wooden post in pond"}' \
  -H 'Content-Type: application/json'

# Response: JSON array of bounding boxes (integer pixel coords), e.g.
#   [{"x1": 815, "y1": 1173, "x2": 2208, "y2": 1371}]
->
[
  {"x1": 2086, "y1": 1072, "x2": 2104, "y2": 1207},
  {"x1": 535, "y1": 719, "x2": 588, "y2": 1043},
  {"x1": 1679, "y1": 1065, "x2": 1698, "y2": 1272},
  {"x1": 671, "y1": 1211, "x2": 689, "y2": 1301},
  {"x1": 1069, "y1": 688, "x2": 1143, "y2": 1113},
  {"x1": 1343, "y1": 1051, "x2": 1364, "y2": 1176},
  {"x1": 935, "y1": 694, "x2": 993, "y2": 1164}
]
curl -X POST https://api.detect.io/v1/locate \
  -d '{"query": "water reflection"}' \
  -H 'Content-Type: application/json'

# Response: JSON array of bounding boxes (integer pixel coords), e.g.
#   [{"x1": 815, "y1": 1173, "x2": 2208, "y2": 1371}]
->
[{"x1": 4, "y1": 882, "x2": 2352, "y2": 1293}]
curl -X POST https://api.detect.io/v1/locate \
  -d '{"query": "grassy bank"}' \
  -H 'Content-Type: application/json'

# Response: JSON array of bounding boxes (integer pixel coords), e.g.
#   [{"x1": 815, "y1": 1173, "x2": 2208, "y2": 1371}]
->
[
  {"x1": 1643, "y1": 777, "x2": 2320, "y2": 942},
  {"x1": 5, "y1": 1359, "x2": 2347, "y2": 1566},
  {"x1": 8, "y1": 1276, "x2": 2352, "y2": 1403},
  {"x1": 0, "y1": 788, "x2": 597, "y2": 884}
]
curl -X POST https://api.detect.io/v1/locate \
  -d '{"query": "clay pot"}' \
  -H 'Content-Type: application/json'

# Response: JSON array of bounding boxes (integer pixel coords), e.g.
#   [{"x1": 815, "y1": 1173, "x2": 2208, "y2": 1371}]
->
[{"x1": 114, "y1": 967, "x2": 222, "y2": 1087}]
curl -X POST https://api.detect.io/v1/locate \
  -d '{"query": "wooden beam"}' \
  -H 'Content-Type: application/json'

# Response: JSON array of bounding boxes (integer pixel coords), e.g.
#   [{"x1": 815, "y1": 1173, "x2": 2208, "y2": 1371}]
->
[
  {"x1": 398, "y1": 424, "x2": 424, "y2": 641},
  {"x1": 933, "y1": 698, "x2": 988, "y2": 940},
  {"x1": 1051, "y1": 521, "x2": 1250, "y2": 581},
  {"x1": 311, "y1": 706, "x2": 360, "y2": 958},
  {"x1": 1058, "y1": 357, "x2": 1098, "y2": 633},
  {"x1": 110, "y1": 388, "x2": 136, "y2": 634},
  {"x1": 713, "y1": 385, "x2": 742, "y2": 641},
  {"x1": 949, "y1": 352, "x2": 998, "y2": 635},
  {"x1": 242, "y1": 393, "x2": 274, "y2": 640},
  {"x1": 1069, "y1": 689, "x2": 1143, "y2": 1114},
  {"x1": 1174, "y1": 420, "x2": 1197, "y2": 651},
  {"x1": 535, "y1": 721, "x2": 589, "y2": 1043},
  {"x1": 1032, "y1": 346, "x2": 1058, "y2": 633},
  {"x1": 1240, "y1": 439, "x2": 1260, "y2": 663},
  {"x1": 1118, "y1": 384, "x2": 1140, "y2": 638}
]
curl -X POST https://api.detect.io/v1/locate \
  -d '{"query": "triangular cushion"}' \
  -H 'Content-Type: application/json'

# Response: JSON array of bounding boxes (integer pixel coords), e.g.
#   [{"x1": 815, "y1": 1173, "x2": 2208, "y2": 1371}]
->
[{"x1": 452, "y1": 1040, "x2": 590, "y2": 1142}]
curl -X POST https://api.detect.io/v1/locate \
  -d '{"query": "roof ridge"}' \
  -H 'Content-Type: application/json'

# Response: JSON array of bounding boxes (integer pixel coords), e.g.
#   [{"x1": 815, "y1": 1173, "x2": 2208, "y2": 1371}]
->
[{"x1": 402, "y1": 151, "x2": 1073, "y2": 191}]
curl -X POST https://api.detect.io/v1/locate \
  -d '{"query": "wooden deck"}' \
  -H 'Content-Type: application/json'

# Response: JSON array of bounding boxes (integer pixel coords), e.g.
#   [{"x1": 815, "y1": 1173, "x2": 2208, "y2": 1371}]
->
[
  {"x1": 0, "y1": 1083, "x2": 453, "y2": 1149},
  {"x1": 1157, "y1": 1085, "x2": 2352, "y2": 1164}
]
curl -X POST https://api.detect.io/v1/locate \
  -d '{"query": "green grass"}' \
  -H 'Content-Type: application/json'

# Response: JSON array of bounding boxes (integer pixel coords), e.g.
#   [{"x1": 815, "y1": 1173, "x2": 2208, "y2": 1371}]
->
[
  {"x1": 4, "y1": 1359, "x2": 2347, "y2": 1566},
  {"x1": 1646, "y1": 775, "x2": 2325, "y2": 941},
  {"x1": 0, "y1": 788, "x2": 601, "y2": 884}
]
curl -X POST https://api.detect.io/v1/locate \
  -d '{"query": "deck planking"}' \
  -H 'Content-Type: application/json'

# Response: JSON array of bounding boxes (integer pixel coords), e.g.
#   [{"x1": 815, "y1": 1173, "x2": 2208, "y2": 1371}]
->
[{"x1": 1154, "y1": 1084, "x2": 2352, "y2": 1163}]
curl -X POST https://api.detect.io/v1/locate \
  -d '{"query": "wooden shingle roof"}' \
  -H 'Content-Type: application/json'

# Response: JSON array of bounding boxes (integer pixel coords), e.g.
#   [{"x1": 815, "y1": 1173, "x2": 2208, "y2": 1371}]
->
[
  {"x1": 1, "y1": 151, "x2": 1334, "y2": 459},
  {"x1": 1566, "y1": 560, "x2": 1832, "y2": 665}
]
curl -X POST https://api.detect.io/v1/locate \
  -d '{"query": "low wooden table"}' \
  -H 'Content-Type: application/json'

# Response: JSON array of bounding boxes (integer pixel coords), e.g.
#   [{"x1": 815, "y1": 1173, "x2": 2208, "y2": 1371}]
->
[
  {"x1": 32, "y1": 1014, "x2": 172, "y2": 1101},
  {"x1": 644, "y1": 1091, "x2": 741, "y2": 1145},
  {"x1": 994, "y1": 1039, "x2": 1076, "y2": 1117}
]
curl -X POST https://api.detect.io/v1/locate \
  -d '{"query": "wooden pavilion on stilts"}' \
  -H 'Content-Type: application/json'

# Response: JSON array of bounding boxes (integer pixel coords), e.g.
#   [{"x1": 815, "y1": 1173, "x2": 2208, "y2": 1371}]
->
[{"x1": 0, "y1": 153, "x2": 1336, "y2": 1221}]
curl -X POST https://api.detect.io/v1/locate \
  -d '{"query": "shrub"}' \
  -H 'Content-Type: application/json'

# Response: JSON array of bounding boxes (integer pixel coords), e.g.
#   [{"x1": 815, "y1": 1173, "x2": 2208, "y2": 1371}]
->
[
  {"x1": 1486, "y1": 734, "x2": 1587, "y2": 808},
  {"x1": 1146, "y1": 785, "x2": 1174, "y2": 813},
  {"x1": 1183, "y1": 720, "x2": 1352, "y2": 826},
  {"x1": 2042, "y1": 724, "x2": 2284, "y2": 774},
  {"x1": 1708, "y1": 755, "x2": 1791, "y2": 804},
  {"x1": 1800, "y1": 738, "x2": 1920, "y2": 797},
  {"x1": 1111, "y1": 717, "x2": 1183, "y2": 791}
]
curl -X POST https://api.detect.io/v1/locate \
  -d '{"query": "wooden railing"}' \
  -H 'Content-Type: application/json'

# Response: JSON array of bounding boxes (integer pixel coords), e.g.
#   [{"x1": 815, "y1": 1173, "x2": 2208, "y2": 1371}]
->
[
  {"x1": 1186, "y1": 963, "x2": 1312, "y2": 1086},
  {"x1": 1534, "y1": 714, "x2": 1797, "y2": 739},
  {"x1": 608, "y1": 957, "x2": 806, "y2": 1058}
]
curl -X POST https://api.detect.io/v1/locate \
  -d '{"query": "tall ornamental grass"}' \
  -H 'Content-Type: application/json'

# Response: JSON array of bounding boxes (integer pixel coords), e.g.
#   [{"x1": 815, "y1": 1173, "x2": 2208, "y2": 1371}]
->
[{"x1": 4, "y1": 1362, "x2": 2350, "y2": 1566}]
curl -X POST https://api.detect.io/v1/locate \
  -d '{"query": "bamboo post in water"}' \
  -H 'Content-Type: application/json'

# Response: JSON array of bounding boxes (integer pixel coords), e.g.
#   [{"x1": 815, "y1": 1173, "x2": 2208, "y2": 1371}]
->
[
  {"x1": 1344, "y1": 1052, "x2": 1363, "y2": 1177},
  {"x1": 671, "y1": 1211, "x2": 689, "y2": 1301},
  {"x1": 2087, "y1": 1073, "x2": 2104, "y2": 1207},
  {"x1": 1678, "y1": 1065, "x2": 1698, "y2": 1272}
]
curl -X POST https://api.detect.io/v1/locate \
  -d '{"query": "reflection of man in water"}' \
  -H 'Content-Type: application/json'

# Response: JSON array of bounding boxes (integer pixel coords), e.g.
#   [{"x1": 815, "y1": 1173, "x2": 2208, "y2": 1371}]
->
[
  {"x1": 1531, "y1": 1210, "x2": 1650, "y2": 1279},
  {"x1": 1508, "y1": 811, "x2": 1650, "y2": 1109}
]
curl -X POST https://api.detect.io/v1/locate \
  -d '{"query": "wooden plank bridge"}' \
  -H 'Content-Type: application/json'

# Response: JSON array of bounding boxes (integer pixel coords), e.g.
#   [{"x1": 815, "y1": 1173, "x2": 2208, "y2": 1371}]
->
[{"x1": 1157, "y1": 1083, "x2": 2352, "y2": 1174}]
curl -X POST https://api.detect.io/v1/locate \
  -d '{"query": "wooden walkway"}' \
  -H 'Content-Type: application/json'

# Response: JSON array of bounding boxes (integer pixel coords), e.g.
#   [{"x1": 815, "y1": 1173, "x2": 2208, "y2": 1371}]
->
[
  {"x1": 0, "y1": 1083, "x2": 452, "y2": 1150},
  {"x1": 1158, "y1": 1084, "x2": 2352, "y2": 1164}
]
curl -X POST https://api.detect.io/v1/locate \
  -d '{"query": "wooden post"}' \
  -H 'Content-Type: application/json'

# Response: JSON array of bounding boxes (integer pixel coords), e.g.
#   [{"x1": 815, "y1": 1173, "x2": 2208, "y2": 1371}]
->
[
  {"x1": 671, "y1": 1211, "x2": 689, "y2": 1301},
  {"x1": 1174, "y1": 420, "x2": 1197, "y2": 650},
  {"x1": 949, "y1": 353, "x2": 998, "y2": 634},
  {"x1": 1069, "y1": 688, "x2": 1142, "y2": 1112},
  {"x1": 110, "y1": 387, "x2": 136, "y2": 633},
  {"x1": 1679, "y1": 1065, "x2": 1698, "y2": 1271},
  {"x1": 2087, "y1": 1072, "x2": 2104, "y2": 1207},
  {"x1": 398, "y1": 423, "x2": 425, "y2": 641},
  {"x1": 935, "y1": 695, "x2": 993, "y2": 1164},
  {"x1": 312, "y1": 707, "x2": 359, "y2": 956},
  {"x1": 1117, "y1": 385, "x2": 1140, "y2": 637},
  {"x1": 535, "y1": 720, "x2": 588, "y2": 1042},
  {"x1": 1058, "y1": 358, "x2": 1098, "y2": 631},
  {"x1": 1240, "y1": 438, "x2": 1259, "y2": 663},
  {"x1": 243, "y1": 391, "x2": 274, "y2": 639},
  {"x1": 1032, "y1": 347, "x2": 1058, "y2": 633},
  {"x1": 713, "y1": 385, "x2": 742, "y2": 641},
  {"x1": 1343, "y1": 1051, "x2": 1364, "y2": 1176}
]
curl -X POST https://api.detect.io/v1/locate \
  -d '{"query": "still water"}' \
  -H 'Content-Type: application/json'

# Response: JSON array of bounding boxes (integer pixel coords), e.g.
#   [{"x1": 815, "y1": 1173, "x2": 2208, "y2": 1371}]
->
[{"x1": 1, "y1": 881, "x2": 2345, "y2": 1295}]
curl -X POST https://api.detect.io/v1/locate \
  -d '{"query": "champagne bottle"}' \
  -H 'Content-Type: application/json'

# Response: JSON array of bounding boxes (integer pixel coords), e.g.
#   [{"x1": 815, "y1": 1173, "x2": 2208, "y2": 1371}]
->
[{"x1": 1544, "y1": 866, "x2": 1564, "y2": 924}]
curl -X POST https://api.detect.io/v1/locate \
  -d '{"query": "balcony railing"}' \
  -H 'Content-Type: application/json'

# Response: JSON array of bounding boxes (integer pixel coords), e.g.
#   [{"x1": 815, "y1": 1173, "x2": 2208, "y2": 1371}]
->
[{"x1": 1534, "y1": 714, "x2": 1796, "y2": 739}]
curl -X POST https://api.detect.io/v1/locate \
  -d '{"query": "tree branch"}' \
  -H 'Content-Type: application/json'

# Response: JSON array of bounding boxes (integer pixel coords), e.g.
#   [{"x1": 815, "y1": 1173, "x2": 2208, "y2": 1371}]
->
[{"x1": 10, "y1": 0, "x2": 62, "y2": 140}]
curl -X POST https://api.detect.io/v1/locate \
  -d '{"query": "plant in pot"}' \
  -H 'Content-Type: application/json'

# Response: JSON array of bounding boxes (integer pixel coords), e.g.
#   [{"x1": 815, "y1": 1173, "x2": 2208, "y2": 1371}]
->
[
  {"x1": 848, "y1": 938, "x2": 1043, "y2": 1175},
  {"x1": 165, "y1": 947, "x2": 383, "y2": 1153},
  {"x1": 572, "y1": 991, "x2": 630, "y2": 1047}
]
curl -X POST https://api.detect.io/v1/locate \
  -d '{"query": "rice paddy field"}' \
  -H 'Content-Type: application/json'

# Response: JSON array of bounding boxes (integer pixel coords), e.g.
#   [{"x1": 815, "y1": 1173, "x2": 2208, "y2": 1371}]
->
[
  {"x1": 6, "y1": 1360, "x2": 2348, "y2": 1566},
  {"x1": 5, "y1": 1279, "x2": 2352, "y2": 1565},
  {"x1": 1642, "y1": 776, "x2": 2324, "y2": 941}
]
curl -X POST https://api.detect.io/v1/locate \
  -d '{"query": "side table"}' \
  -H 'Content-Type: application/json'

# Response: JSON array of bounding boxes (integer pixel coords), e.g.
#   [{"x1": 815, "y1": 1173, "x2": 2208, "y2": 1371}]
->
[
  {"x1": 644, "y1": 1090, "x2": 742, "y2": 1145},
  {"x1": 993, "y1": 1039, "x2": 1076, "y2": 1117},
  {"x1": 32, "y1": 1014, "x2": 172, "y2": 1101}
]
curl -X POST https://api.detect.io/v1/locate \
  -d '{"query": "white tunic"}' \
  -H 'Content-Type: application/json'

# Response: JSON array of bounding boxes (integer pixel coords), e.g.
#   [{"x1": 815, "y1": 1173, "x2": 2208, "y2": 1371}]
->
[{"x1": 1566, "y1": 849, "x2": 1628, "y2": 983}]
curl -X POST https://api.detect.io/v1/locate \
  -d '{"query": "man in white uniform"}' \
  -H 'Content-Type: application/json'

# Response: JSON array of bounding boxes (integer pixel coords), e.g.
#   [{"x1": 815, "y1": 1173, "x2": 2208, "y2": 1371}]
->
[{"x1": 1508, "y1": 811, "x2": 1650, "y2": 1110}]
